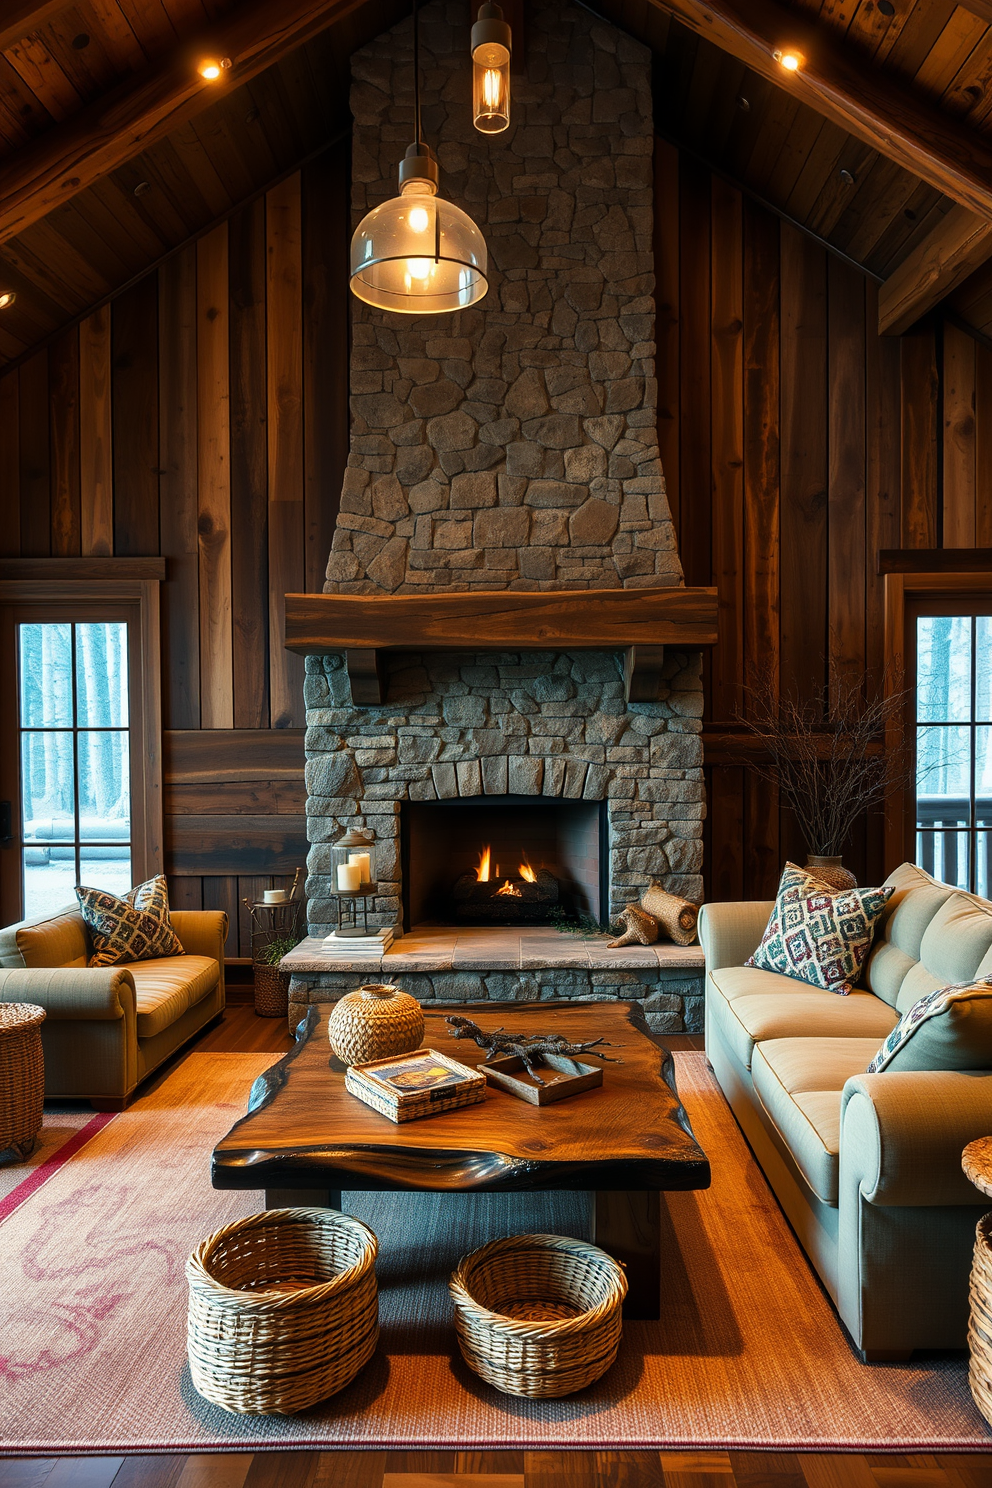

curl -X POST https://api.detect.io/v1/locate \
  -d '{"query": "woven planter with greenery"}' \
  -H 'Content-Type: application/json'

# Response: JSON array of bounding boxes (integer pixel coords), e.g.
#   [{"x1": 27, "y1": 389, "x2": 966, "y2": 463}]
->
[{"x1": 253, "y1": 965, "x2": 290, "y2": 1019}]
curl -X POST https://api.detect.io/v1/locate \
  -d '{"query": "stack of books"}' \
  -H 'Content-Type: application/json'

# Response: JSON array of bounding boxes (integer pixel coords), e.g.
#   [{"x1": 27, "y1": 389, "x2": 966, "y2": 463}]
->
[{"x1": 320, "y1": 928, "x2": 393, "y2": 957}]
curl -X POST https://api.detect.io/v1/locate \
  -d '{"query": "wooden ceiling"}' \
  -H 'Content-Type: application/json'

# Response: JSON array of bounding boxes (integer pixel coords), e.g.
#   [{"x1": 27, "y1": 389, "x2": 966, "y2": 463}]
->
[{"x1": 1, "y1": 0, "x2": 992, "y2": 369}]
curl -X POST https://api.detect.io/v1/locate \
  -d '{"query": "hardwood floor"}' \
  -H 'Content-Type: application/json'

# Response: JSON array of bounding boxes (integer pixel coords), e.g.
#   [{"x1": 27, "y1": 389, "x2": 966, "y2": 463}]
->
[{"x1": 2, "y1": 1007, "x2": 987, "y2": 1486}]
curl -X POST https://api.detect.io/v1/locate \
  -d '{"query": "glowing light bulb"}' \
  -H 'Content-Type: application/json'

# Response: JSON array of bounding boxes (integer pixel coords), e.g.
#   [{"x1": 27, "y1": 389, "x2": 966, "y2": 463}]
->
[
  {"x1": 483, "y1": 68, "x2": 503, "y2": 110},
  {"x1": 198, "y1": 57, "x2": 230, "y2": 81},
  {"x1": 405, "y1": 259, "x2": 433, "y2": 281},
  {"x1": 408, "y1": 205, "x2": 430, "y2": 233},
  {"x1": 0, "y1": 291, "x2": 15, "y2": 309},
  {"x1": 774, "y1": 48, "x2": 802, "y2": 71}
]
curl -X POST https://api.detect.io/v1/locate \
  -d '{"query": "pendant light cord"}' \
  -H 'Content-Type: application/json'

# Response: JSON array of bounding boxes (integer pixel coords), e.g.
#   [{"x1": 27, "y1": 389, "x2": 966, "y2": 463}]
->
[{"x1": 413, "y1": 0, "x2": 422, "y2": 147}]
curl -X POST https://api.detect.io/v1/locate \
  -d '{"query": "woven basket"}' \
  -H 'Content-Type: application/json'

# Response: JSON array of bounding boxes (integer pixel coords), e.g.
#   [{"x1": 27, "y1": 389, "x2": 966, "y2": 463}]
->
[
  {"x1": 186, "y1": 1207, "x2": 379, "y2": 1414},
  {"x1": 0, "y1": 1003, "x2": 46, "y2": 1161},
  {"x1": 969, "y1": 1212, "x2": 992, "y2": 1426},
  {"x1": 450, "y1": 1232, "x2": 627, "y2": 1398},
  {"x1": 328, "y1": 983, "x2": 424, "y2": 1066},
  {"x1": 254, "y1": 965, "x2": 290, "y2": 1019}
]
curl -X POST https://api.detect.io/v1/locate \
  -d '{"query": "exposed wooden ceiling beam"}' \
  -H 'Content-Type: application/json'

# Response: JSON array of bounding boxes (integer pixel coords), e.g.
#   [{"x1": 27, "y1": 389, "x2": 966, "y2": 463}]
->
[
  {"x1": 646, "y1": 0, "x2": 992, "y2": 221},
  {"x1": 879, "y1": 205, "x2": 992, "y2": 335},
  {"x1": 0, "y1": 1, "x2": 68, "y2": 52},
  {"x1": 0, "y1": 0, "x2": 363, "y2": 247}
]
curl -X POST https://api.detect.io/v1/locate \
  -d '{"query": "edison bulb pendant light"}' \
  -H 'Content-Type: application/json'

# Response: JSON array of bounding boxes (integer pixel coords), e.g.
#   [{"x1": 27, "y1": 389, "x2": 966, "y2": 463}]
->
[
  {"x1": 350, "y1": 142, "x2": 488, "y2": 314},
  {"x1": 471, "y1": 3, "x2": 511, "y2": 133}
]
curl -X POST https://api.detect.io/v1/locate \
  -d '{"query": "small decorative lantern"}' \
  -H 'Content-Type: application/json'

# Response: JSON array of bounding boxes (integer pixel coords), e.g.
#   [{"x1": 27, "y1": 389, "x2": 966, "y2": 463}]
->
[{"x1": 331, "y1": 827, "x2": 379, "y2": 939}]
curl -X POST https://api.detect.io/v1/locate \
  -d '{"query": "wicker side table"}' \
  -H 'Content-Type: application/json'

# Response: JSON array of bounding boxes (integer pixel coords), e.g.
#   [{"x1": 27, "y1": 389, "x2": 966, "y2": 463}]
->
[
  {"x1": 0, "y1": 1003, "x2": 46, "y2": 1162},
  {"x1": 962, "y1": 1138, "x2": 992, "y2": 1425}
]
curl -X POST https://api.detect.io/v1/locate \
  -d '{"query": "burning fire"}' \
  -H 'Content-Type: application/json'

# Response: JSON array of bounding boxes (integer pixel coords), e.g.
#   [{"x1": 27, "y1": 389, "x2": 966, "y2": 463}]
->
[{"x1": 475, "y1": 845, "x2": 539, "y2": 892}]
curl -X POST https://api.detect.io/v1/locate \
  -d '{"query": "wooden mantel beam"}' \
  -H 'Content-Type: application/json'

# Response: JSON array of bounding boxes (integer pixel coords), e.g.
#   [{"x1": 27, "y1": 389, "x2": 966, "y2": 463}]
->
[
  {"x1": 0, "y1": 0, "x2": 363, "y2": 247},
  {"x1": 645, "y1": 0, "x2": 992, "y2": 221},
  {"x1": 879, "y1": 205, "x2": 992, "y2": 335},
  {"x1": 285, "y1": 586, "x2": 719, "y2": 706}
]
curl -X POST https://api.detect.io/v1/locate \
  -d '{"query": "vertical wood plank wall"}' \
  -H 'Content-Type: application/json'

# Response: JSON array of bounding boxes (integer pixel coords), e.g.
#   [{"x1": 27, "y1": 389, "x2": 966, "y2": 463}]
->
[
  {"x1": 0, "y1": 151, "x2": 349, "y2": 957},
  {"x1": 655, "y1": 142, "x2": 984, "y2": 899},
  {"x1": 1, "y1": 135, "x2": 988, "y2": 923}
]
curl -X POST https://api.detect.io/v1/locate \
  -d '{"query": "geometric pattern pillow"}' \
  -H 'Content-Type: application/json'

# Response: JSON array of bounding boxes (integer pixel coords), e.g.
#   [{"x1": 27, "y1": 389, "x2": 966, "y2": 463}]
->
[
  {"x1": 746, "y1": 862, "x2": 894, "y2": 996},
  {"x1": 866, "y1": 978, "x2": 992, "y2": 1073},
  {"x1": 76, "y1": 874, "x2": 183, "y2": 967}
]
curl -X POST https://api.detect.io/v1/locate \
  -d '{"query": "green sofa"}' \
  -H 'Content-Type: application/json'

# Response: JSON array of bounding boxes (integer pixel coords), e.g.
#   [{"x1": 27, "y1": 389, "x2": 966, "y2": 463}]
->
[
  {"x1": 698, "y1": 861, "x2": 992, "y2": 1360},
  {"x1": 0, "y1": 902, "x2": 227, "y2": 1108}
]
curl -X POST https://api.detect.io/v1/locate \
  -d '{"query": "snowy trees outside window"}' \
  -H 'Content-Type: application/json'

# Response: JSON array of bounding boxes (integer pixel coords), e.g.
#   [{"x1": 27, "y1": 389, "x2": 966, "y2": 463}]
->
[
  {"x1": 916, "y1": 614, "x2": 992, "y2": 896},
  {"x1": 18, "y1": 621, "x2": 132, "y2": 917}
]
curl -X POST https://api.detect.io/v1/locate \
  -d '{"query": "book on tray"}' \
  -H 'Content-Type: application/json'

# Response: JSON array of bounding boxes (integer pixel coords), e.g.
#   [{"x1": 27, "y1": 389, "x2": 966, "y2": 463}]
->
[{"x1": 345, "y1": 1047, "x2": 485, "y2": 1123}]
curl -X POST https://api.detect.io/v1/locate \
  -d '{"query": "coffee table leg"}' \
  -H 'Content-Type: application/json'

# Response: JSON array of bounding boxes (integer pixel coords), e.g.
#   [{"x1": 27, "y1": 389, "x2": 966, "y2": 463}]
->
[
  {"x1": 264, "y1": 1188, "x2": 342, "y2": 1210},
  {"x1": 592, "y1": 1191, "x2": 661, "y2": 1320}
]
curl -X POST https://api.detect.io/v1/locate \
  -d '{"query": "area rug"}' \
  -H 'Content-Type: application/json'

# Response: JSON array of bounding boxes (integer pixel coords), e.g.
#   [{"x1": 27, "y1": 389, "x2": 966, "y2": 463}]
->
[{"x1": 0, "y1": 1050, "x2": 989, "y2": 1454}]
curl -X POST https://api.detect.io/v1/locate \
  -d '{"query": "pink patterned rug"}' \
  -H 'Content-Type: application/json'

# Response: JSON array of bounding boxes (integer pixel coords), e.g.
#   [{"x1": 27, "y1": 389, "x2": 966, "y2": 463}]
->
[{"x1": 0, "y1": 1049, "x2": 988, "y2": 1454}]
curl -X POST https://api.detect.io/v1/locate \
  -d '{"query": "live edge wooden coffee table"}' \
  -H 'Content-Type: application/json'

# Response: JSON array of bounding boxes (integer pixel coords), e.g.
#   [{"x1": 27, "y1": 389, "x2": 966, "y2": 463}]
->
[{"x1": 211, "y1": 1000, "x2": 710, "y2": 1319}]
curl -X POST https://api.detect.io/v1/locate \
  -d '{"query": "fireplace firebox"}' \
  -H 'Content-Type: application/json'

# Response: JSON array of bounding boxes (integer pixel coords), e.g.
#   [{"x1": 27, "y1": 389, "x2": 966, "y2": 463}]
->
[{"x1": 401, "y1": 796, "x2": 608, "y2": 930}]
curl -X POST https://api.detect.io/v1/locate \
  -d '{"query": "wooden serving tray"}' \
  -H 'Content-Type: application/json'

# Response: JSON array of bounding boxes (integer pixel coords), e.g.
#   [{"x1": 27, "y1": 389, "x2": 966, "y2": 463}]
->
[{"x1": 482, "y1": 1053, "x2": 604, "y2": 1105}]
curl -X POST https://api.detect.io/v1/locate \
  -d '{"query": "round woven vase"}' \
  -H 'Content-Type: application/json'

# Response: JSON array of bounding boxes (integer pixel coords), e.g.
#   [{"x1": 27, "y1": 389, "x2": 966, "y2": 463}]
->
[
  {"x1": 328, "y1": 983, "x2": 425, "y2": 1066},
  {"x1": 805, "y1": 855, "x2": 857, "y2": 892}
]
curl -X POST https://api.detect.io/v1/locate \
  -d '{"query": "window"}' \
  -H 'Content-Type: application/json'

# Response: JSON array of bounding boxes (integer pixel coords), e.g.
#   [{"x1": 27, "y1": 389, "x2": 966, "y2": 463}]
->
[
  {"x1": 913, "y1": 609, "x2": 992, "y2": 896},
  {"x1": 0, "y1": 573, "x2": 163, "y2": 927},
  {"x1": 18, "y1": 622, "x2": 132, "y2": 916}
]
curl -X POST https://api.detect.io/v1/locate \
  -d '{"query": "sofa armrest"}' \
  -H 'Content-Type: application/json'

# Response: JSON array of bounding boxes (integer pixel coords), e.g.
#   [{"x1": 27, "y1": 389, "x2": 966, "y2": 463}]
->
[
  {"x1": 840, "y1": 1070, "x2": 992, "y2": 1207},
  {"x1": 170, "y1": 910, "x2": 228, "y2": 962},
  {"x1": 697, "y1": 901, "x2": 774, "y2": 971},
  {"x1": 0, "y1": 966, "x2": 136, "y2": 1020}
]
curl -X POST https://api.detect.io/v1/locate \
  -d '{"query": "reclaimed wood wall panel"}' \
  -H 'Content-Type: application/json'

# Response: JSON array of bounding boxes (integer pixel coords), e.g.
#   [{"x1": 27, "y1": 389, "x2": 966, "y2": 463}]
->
[
  {"x1": 661, "y1": 155, "x2": 987, "y2": 899},
  {"x1": 78, "y1": 306, "x2": 112, "y2": 557},
  {"x1": 0, "y1": 166, "x2": 348, "y2": 948}
]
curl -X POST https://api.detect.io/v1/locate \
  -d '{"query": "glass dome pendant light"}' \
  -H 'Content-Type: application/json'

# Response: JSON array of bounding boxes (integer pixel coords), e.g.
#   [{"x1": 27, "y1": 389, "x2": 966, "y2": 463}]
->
[
  {"x1": 471, "y1": 4, "x2": 511, "y2": 134},
  {"x1": 349, "y1": 0, "x2": 488, "y2": 315}
]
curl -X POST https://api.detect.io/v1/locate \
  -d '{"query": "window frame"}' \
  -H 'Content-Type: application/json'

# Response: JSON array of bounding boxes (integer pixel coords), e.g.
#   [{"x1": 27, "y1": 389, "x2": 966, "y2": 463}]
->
[
  {"x1": 884, "y1": 571, "x2": 992, "y2": 878},
  {"x1": 0, "y1": 579, "x2": 163, "y2": 926}
]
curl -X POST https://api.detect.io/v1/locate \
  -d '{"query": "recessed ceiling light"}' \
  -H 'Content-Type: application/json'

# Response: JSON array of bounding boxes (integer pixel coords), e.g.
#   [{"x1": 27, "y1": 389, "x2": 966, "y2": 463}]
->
[
  {"x1": 198, "y1": 57, "x2": 231, "y2": 81},
  {"x1": 773, "y1": 48, "x2": 803, "y2": 71},
  {"x1": 737, "y1": 95, "x2": 751, "y2": 112},
  {"x1": 0, "y1": 292, "x2": 16, "y2": 309},
  {"x1": 72, "y1": 32, "x2": 89, "y2": 48},
  {"x1": 877, "y1": 0, "x2": 895, "y2": 14},
  {"x1": 839, "y1": 168, "x2": 855, "y2": 184},
  {"x1": 133, "y1": 181, "x2": 150, "y2": 197}
]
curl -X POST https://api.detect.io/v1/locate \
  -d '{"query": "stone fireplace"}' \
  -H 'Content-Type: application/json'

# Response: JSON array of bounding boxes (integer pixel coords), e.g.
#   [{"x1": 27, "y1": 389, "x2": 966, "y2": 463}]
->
[{"x1": 288, "y1": 0, "x2": 707, "y2": 1033}]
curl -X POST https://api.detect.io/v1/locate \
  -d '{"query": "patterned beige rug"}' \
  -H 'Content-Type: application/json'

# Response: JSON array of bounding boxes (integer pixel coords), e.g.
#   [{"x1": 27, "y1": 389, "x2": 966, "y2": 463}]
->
[{"x1": 0, "y1": 1049, "x2": 988, "y2": 1453}]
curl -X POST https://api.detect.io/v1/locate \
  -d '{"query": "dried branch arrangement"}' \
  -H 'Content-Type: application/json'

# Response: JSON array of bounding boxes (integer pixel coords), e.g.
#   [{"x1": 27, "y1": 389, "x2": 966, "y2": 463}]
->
[{"x1": 735, "y1": 671, "x2": 911, "y2": 857}]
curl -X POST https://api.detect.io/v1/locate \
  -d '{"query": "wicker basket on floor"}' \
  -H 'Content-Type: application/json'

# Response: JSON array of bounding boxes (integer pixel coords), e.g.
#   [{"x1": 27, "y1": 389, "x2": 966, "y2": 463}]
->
[
  {"x1": 968, "y1": 1211, "x2": 992, "y2": 1425},
  {"x1": 186, "y1": 1207, "x2": 379, "y2": 1414},
  {"x1": 253, "y1": 965, "x2": 290, "y2": 1019},
  {"x1": 0, "y1": 1003, "x2": 46, "y2": 1162},
  {"x1": 449, "y1": 1232, "x2": 627, "y2": 1398}
]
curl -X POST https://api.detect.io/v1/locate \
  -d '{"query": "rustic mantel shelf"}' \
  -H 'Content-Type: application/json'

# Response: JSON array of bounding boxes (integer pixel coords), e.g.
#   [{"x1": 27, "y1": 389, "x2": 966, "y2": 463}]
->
[{"x1": 284, "y1": 586, "x2": 718, "y2": 704}]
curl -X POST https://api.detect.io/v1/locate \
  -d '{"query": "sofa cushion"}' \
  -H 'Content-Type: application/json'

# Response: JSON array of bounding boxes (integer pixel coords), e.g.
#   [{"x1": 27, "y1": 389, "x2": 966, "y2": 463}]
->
[
  {"x1": 710, "y1": 965, "x2": 897, "y2": 1070},
  {"x1": 862, "y1": 863, "x2": 990, "y2": 1008},
  {"x1": 126, "y1": 955, "x2": 219, "y2": 1038},
  {"x1": 866, "y1": 978, "x2": 992, "y2": 1073},
  {"x1": 751, "y1": 1038, "x2": 882, "y2": 1204},
  {"x1": 77, "y1": 877, "x2": 184, "y2": 968},
  {"x1": 8, "y1": 907, "x2": 90, "y2": 969},
  {"x1": 747, "y1": 863, "x2": 893, "y2": 995}
]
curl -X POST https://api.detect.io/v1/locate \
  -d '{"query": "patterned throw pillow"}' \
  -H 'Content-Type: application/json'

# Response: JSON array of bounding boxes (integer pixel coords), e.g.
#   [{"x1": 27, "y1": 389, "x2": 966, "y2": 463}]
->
[
  {"x1": 746, "y1": 862, "x2": 894, "y2": 995},
  {"x1": 76, "y1": 874, "x2": 183, "y2": 967},
  {"x1": 866, "y1": 978, "x2": 992, "y2": 1073}
]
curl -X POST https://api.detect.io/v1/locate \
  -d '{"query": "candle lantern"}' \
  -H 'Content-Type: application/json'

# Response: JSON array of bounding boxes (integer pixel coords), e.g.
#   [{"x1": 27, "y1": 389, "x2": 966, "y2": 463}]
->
[{"x1": 330, "y1": 827, "x2": 379, "y2": 939}]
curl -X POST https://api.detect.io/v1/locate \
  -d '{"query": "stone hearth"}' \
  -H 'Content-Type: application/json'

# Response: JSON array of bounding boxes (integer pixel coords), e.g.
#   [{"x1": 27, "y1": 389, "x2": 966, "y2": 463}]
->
[{"x1": 296, "y1": 1, "x2": 707, "y2": 1032}]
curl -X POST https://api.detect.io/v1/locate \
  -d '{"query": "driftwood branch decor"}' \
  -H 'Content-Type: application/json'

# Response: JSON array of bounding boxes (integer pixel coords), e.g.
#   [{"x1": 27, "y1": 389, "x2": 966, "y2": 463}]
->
[{"x1": 444, "y1": 1016, "x2": 624, "y2": 1086}]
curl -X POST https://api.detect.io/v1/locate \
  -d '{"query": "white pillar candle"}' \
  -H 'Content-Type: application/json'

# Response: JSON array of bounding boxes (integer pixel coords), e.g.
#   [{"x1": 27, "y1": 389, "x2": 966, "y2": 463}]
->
[
  {"x1": 337, "y1": 863, "x2": 361, "y2": 891},
  {"x1": 348, "y1": 851, "x2": 372, "y2": 884}
]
